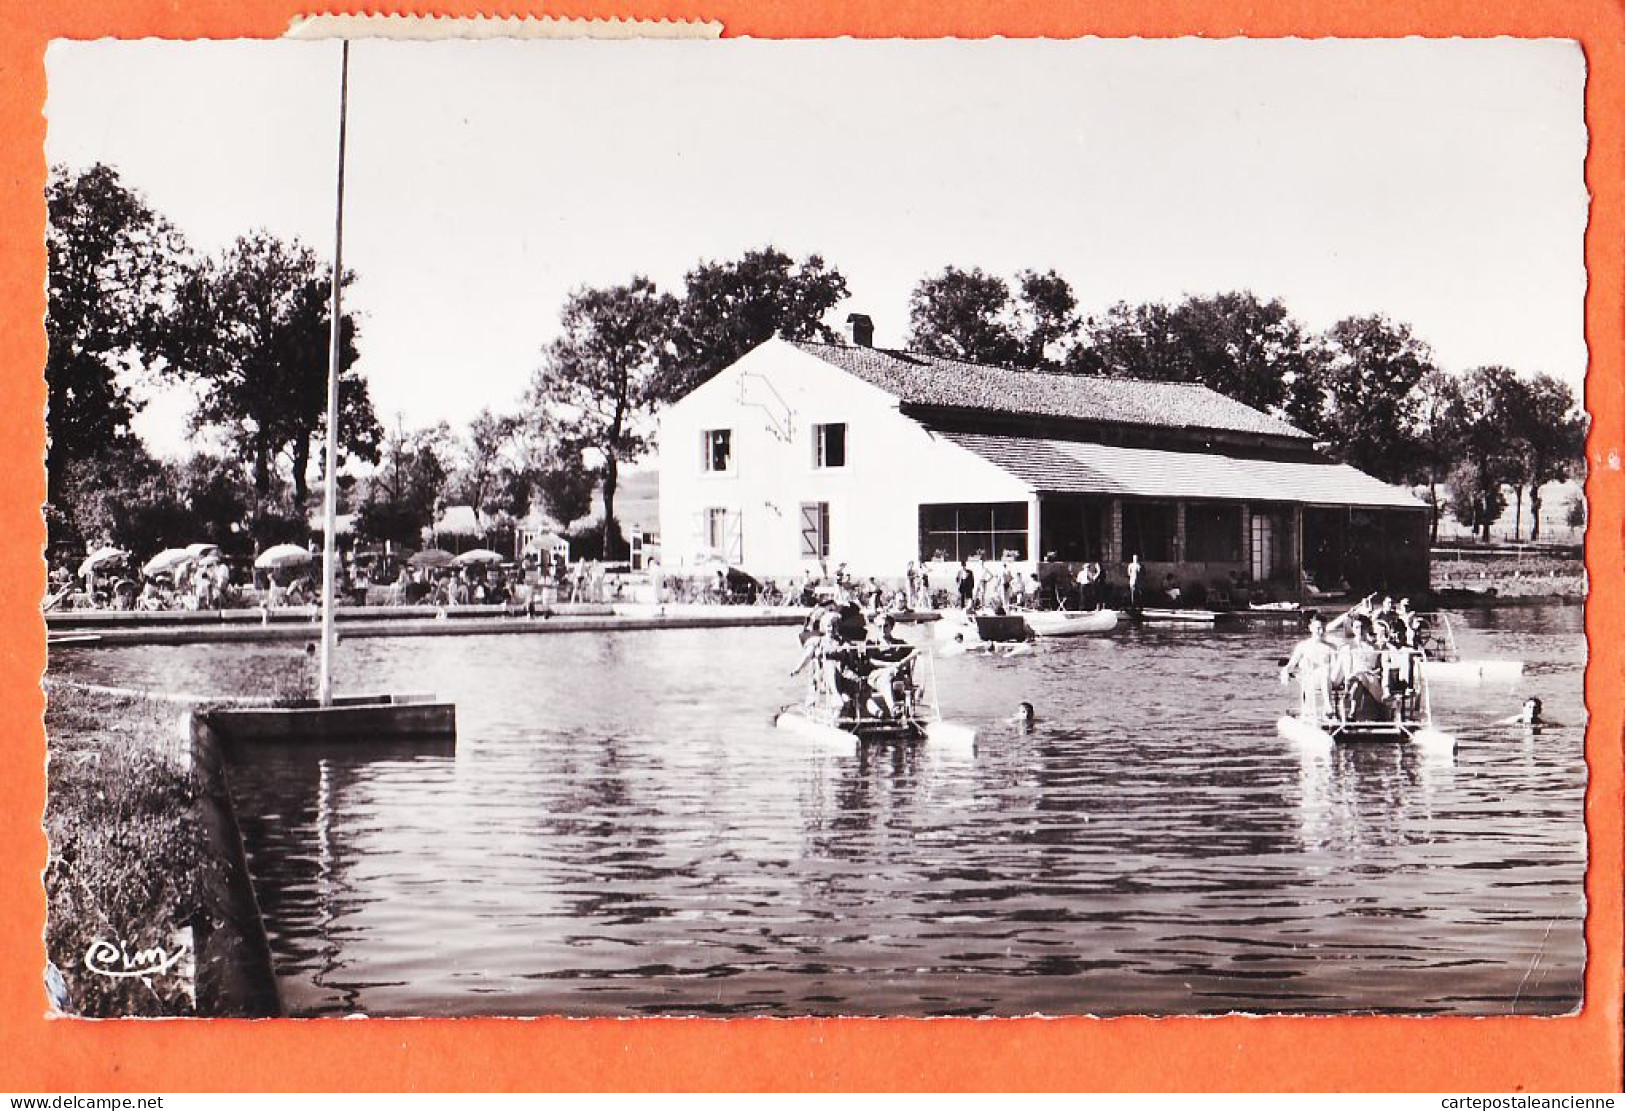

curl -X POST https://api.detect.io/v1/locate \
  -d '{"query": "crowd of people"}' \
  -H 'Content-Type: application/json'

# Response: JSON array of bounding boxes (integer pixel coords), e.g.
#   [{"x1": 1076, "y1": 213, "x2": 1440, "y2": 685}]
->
[
  {"x1": 47, "y1": 544, "x2": 630, "y2": 613},
  {"x1": 51, "y1": 550, "x2": 239, "y2": 612},
  {"x1": 1279, "y1": 596, "x2": 1432, "y2": 723}
]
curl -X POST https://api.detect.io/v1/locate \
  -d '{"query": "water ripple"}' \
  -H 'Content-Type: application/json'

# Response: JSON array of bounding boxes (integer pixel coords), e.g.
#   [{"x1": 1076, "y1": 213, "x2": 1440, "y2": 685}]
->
[{"x1": 50, "y1": 605, "x2": 1586, "y2": 1017}]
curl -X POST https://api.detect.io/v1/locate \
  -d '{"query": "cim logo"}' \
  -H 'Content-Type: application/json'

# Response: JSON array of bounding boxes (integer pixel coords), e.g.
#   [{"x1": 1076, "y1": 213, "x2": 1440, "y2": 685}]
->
[{"x1": 83, "y1": 936, "x2": 186, "y2": 980}]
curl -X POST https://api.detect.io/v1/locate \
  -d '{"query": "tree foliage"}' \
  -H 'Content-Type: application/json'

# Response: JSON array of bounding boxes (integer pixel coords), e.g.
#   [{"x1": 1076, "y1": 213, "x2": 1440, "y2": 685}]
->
[
  {"x1": 55, "y1": 441, "x2": 192, "y2": 555},
  {"x1": 1447, "y1": 366, "x2": 1523, "y2": 540},
  {"x1": 663, "y1": 247, "x2": 848, "y2": 397},
  {"x1": 45, "y1": 164, "x2": 189, "y2": 539},
  {"x1": 907, "y1": 266, "x2": 1079, "y2": 369},
  {"x1": 354, "y1": 421, "x2": 453, "y2": 547},
  {"x1": 532, "y1": 448, "x2": 598, "y2": 532},
  {"x1": 1508, "y1": 373, "x2": 1586, "y2": 541},
  {"x1": 528, "y1": 278, "x2": 677, "y2": 558},
  {"x1": 1306, "y1": 315, "x2": 1435, "y2": 483},
  {"x1": 1409, "y1": 368, "x2": 1466, "y2": 542},
  {"x1": 448, "y1": 408, "x2": 528, "y2": 523},
  {"x1": 1066, "y1": 300, "x2": 1183, "y2": 379},
  {"x1": 1565, "y1": 490, "x2": 1586, "y2": 533},
  {"x1": 169, "y1": 233, "x2": 382, "y2": 515},
  {"x1": 1070, "y1": 292, "x2": 1320, "y2": 418},
  {"x1": 1011, "y1": 270, "x2": 1081, "y2": 369},
  {"x1": 180, "y1": 453, "x2": 255, "y2": 553}
]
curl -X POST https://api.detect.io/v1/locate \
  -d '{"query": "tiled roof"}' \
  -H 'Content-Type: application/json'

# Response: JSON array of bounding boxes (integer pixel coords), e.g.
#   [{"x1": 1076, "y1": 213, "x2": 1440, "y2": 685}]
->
[
  {"x1": 941, "y1": 431, "x2": 1424, "y2": 509},
  {"x1": 791, "y1": 341, "x2": 1309, "y2": 440}
]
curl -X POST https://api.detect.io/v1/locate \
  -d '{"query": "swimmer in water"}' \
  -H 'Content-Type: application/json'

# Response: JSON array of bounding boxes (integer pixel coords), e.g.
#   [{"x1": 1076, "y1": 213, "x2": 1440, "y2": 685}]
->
[
  {"x1": 1010, "y1": 701, "x2": 1036, "y2": 726},
  {"x1": 1495, "y1": 696, "x2": 1561, "y2": 729}
]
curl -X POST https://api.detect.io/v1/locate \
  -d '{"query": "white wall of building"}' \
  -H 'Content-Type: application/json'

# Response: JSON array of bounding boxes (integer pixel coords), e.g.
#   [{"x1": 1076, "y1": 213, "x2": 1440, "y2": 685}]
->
[{"x1": 657, "y1": 339, "x2": 1029, "y2": 581}]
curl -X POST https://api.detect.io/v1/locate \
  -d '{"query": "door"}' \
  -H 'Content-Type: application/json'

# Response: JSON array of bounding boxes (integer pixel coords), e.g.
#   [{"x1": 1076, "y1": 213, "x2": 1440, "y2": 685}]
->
[{"x1": 1250, "y1": 512, "x2": 1275, "y2": 581}]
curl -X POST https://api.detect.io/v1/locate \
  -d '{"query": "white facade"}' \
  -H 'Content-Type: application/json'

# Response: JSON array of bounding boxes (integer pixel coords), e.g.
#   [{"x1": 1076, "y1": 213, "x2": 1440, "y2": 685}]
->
[{"x1": 657, "y1": 338, "x2": 1029, "y2": 580}]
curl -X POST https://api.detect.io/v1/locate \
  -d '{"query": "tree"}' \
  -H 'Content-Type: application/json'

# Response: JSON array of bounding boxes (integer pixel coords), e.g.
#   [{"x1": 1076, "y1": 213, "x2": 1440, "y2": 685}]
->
[
  {"x1": 1067, "y1": 300, "x2": 1188, "y2": 379},
  {"x1": 448, "y1": 409, "x2": 527, "y2": 522},
  {"x1": 1312, "y1": 315, "x2": 1435, "y2": 483},
  {"x1": 170, "y1": 233, "x2": 382, "y2": 518},
  {"x1": 1449, "y1": 366, "x2": 1523, "y2": 541},
  {"x1": 1410, "y1": 368, "x2": 1466, "y2": 543},
  {"x1": 663, "y1": 247, "x2": 848, "y2": 396},
  {"x1": 1071, "y1": 292, "x2": 1320, "y2": 418},
  {"x1": 908, "y1": 266, "x2": 1082, "y2": 369},
  {"x1": 532, "y1": 447, "x2": 598, "y2": 531},
  {"x1": 1011, "y1": 270, "x2": 1082, "y2": 369},
  {"x1": 354, "y1": 421, "x2": 453, "y2": 547},
  {"x1": 1170, "y1": 293, "x2": 1319, "y2": 415},
  {"x1": 1447, "y1": 458, "x2": 1507, "y2": 541},
  {"x1": 45, "y1": 164, "x2": 189, "y2": 539},
  {"x1": 56, "y1": 441, "x2": 193, "y2": 555},
  {"x1": 180, "y1": 453, "x2": 255, "y2": 553},
  {"x1": 1565, "y1": 489, "x2": 1587, "y2": 536},
  {"x1": 528, "y1": 279, "x2": 678, "y2": 558},
  {"x1": 1507, "y1": 373, "x2": 1586, "y2": 541}
]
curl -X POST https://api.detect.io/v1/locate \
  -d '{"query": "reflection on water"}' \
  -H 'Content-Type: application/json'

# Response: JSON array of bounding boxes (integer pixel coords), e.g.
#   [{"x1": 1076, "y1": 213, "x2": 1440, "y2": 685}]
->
[{"x1": 51, "y1": 605, "x2": 1587, "y2": 1016}]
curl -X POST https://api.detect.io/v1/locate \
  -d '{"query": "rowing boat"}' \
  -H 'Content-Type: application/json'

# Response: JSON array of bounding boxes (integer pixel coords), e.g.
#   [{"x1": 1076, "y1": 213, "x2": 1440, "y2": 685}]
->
[{"x1": 1022, "y1": 609, "x2": 1119, "y2": 638}]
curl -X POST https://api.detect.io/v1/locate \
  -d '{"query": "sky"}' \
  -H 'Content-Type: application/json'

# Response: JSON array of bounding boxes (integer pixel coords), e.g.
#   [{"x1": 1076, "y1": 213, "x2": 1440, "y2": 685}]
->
[{"x1": 44, "y1": 36, "x2": 1589, "y2": 460}]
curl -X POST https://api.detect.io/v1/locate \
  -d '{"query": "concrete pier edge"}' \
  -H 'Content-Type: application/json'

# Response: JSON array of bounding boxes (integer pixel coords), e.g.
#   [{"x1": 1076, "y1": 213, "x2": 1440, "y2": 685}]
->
[
  {"x1": 47, "y1": 605, "x2": 949, "y2": 648},
  {"x1": 188, "y1": 712, "x2": 283, "y2": 1018}
]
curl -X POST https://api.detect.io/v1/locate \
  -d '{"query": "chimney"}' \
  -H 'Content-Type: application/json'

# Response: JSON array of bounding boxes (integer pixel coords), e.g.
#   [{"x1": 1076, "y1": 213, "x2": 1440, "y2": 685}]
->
[{"x1": 845, "y1": 313, "x2": 874, "y2": 348}]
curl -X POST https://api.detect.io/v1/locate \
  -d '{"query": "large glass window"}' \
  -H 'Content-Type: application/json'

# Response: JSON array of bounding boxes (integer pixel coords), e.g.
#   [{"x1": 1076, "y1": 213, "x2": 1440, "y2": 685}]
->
[
  {"x1": 813, "y1": 422, "x2": 847, "y2": 468},
  {"x1": 918, "y1": 502, "x2": 1029, "y2": 562},
  {"x1": 799, "y1": 502, "x2": 830, "y2": 559},
  {"x1": 701, "y1": 429, "x2": 732, "y2": 473},
  {"x1": 1185, "y1": 503, "x2": 1243, "y2": 562},
  {"x1": 1120, "y1": 500, "x2": 1177, "y2": 562}
]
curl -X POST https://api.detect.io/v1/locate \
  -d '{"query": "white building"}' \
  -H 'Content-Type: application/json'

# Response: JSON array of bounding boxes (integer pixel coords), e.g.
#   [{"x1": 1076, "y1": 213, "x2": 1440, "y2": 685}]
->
[{"x1": 657, "y1": 324, "x2": 1428, "y2": 597}]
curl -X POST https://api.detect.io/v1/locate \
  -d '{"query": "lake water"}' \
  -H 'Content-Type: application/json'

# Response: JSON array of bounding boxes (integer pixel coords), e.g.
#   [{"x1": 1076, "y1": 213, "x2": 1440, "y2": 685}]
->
[{"x1": 50, "y1": 604, "x2": 1588, "y2": 1017}]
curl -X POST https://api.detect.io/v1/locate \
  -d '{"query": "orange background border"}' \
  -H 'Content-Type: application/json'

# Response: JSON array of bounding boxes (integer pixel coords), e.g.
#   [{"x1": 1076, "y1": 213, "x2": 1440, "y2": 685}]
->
[{"x1": 1, "y1": 0, "x2": 1620, "y2": 1093}]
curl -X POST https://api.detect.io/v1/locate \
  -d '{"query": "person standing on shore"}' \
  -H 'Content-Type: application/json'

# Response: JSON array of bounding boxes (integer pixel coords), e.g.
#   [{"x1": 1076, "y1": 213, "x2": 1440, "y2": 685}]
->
[
  {"x1": 1080, "y1": 561, "x2": 1102, "y2": 609},
  {"x1": 1127, "y1": 554, "x2": 1143, "y2": 608}
]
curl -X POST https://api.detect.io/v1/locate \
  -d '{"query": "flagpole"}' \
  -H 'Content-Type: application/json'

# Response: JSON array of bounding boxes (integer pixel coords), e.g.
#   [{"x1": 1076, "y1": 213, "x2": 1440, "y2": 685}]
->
[{"x1": 318, "y1": 39, "x2": 350, "y2": 708}]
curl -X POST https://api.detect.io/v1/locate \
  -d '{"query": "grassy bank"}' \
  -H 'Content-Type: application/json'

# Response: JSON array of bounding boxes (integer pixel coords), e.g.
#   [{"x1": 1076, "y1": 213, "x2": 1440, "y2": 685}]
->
[
  {"x1": 1431, "y1": 554, "x2": 1586, "y2": 599},
  {"x1": 44, "y1": 686, "x2": 203, "y2": 1017}
]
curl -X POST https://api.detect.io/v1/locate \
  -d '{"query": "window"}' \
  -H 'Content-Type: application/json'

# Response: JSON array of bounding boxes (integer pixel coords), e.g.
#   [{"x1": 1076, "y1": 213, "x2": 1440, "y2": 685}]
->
[
  {"x1": 918, "y1": 502, "x2": 1029, "y2": 563},
  {"x1": 1120, "y1": 501, "x2": 1177, "y2": 562},
  {"x1": 704, "y1": 507, "x2": 742, "y2": 562},
  {"x1": 705, "y1": 507, "x2": 729, "y2": 551},
  {"x1": 701, "y1": 429, "x2": 732, "y2": 473},
  {"x1": 799, "y1": 502, "x2": 830, "y2": 559},
  {"x1": 813, "y1": 423, "x2": 847, "y2": 468},
  {"x1": 1185, "y1": 503, "x2": 1243, "y2": 562}
]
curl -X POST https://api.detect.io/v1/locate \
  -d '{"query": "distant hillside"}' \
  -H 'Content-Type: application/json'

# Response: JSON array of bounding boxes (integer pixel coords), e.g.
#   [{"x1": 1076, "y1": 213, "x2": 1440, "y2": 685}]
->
[
  {"x1": 576, "y1": 469, "x2": 660, "y2": 535},
  {"x1": 1433, "y1": 478, "x2": 1585, "y2": 545}
]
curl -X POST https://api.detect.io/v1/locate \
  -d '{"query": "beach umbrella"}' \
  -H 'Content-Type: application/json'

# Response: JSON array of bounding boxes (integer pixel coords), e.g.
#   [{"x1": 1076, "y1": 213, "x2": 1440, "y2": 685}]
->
[
  {"x1": 255, "y1": 543, "x2": 315, "y2": 571},
  {"x1": 142, "y1": 548, "x2": 195, "y2": 578},
  {"x1": 408, "y1": 548, "x2": 456, "y2": 569},
  {"x1": 452, "y1": 548, "x2": 504, "y2": 567},
  {"x1": 77, "y1": 548, "x2": 128, "y2": 578},
  {"x1": 185, "y1": 542, "x2": 220, "y2": 559}
]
